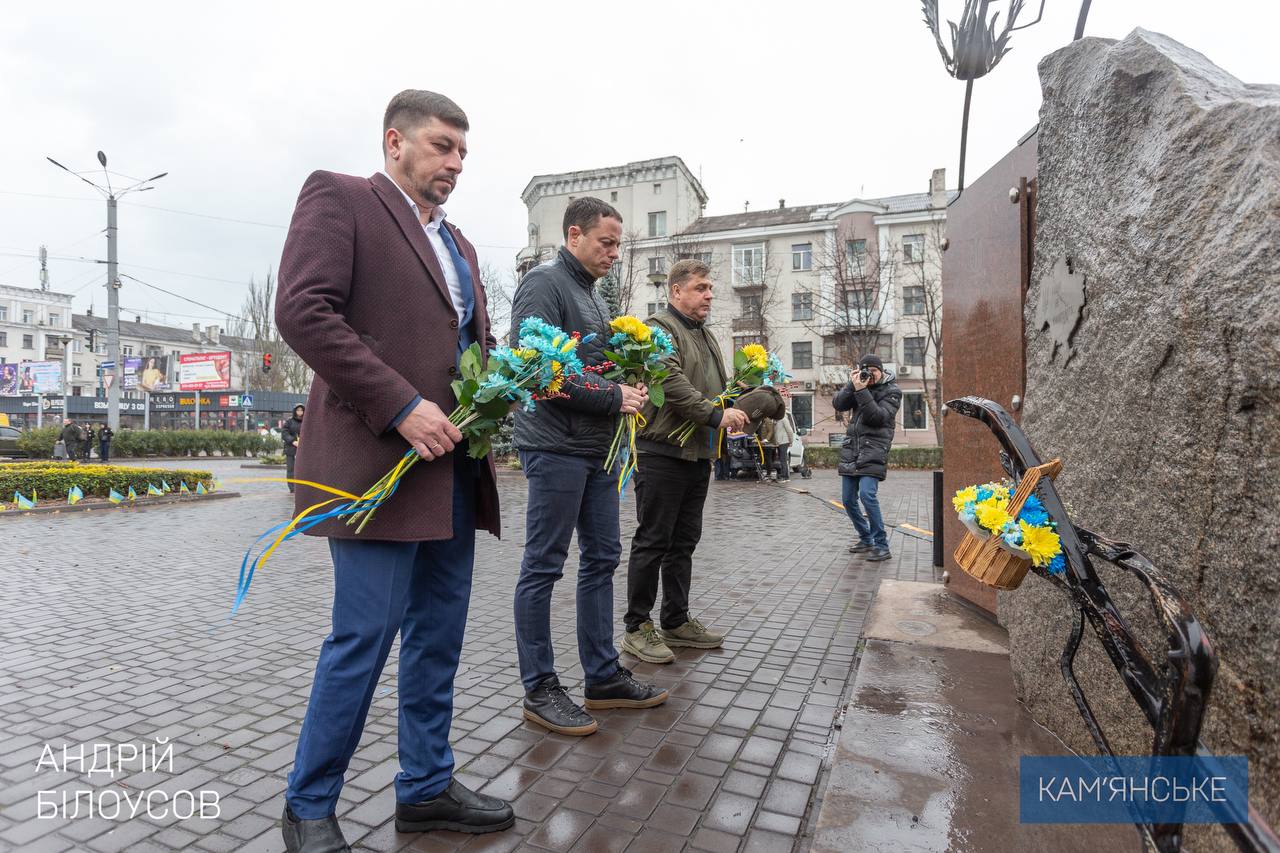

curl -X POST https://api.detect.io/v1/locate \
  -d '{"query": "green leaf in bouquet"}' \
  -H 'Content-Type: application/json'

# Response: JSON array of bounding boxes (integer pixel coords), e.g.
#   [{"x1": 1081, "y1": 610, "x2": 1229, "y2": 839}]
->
[
  {"x1": 451, "y1": 379, "x2": 466, "y2": 401},
  {"x1": 603, "y1": 349, "x2": 625, "y2": 365},
  {"x1": 649, "y1": 381, "x2": 665, "y2": 407},
  {"x1": 649, "y1": 367, "x2": 670, "y2": 384},
  {"x1": 733, "y1": 350, "x2": 748, "y2": 371},
  {"x1": 475, "y1": 396, "x2": 510, "y2": 420},
  {"x1": 460, "y1": 344, "x2": 483, "y2": 382},
  {"x1": 467, "y1": 435, "x2": 492, "y2": 459}
]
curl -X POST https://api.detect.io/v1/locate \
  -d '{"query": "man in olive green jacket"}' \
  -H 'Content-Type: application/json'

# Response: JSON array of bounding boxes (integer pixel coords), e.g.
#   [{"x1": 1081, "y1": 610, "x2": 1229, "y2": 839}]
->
[{"x1": 622, "y1": 259, "x2": 750, "y2": 664}]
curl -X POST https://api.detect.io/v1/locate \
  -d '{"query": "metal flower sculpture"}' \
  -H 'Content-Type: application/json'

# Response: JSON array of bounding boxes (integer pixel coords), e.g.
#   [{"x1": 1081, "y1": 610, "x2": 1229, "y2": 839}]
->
[{"x1": 922, "y1": 0, "x2": 1033, "y2": 80}]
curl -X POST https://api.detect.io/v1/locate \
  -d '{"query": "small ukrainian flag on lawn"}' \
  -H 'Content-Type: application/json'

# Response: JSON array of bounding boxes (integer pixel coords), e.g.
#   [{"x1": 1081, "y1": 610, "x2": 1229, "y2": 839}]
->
[
  {"x1": 14, "y1": 492, "x2": 35, "y2": 510},
  {"x1": 179, "y1": 481, "x2": 191, "y2": 494},
  {"x1": 162, "y1": 480, "x2": 172, "y2": 493},
  {"x1": 127, "y1": 486, "x2": 137, "y2": 501},
  {"x1": 67, "y1": 486, "x2": 84, "y2": 505},
  {"x1": 196, "y1": 482, "x2": 207, "y2": 495},
  {"x1": 108, "y1": 489, "x2": 125, "y2": 504},
  {"x1": 147, "y1": 483, "x2": 164, "y2": 496}
]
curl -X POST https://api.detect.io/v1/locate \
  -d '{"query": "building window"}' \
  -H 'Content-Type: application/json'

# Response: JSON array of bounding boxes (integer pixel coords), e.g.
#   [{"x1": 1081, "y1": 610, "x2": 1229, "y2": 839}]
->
[
  {"x1": 791, "y1": 291, "x2": 814, "y2": 321},
  {"x1": 72, "y1": 385, "x2": 82, "y2": 396},
  {"x1": 49, "y1": 312, "x2": 60, "y2": 327},
  {"x1": 610, "y1": 191, "x2": 618, "y2": 201},
  {"x1": 0, "y1": 306, "x2": 7, "y2": 321},
  {"x1": 902, "y1": 392, "x2": 928, "y2": 430},
  {"x1": 646, "y1": 300, "x2": 668, "y2": 317},
  {"x1": 653, "y1": 183, "x2": 662, "y2": 195},
  {"x1": 648, "y1": 211, "x2": 667, "y2": 237},
  {"x1": 903, "y1": 285, "x2": 926, "y2": 315},
  {"x1": 733, "y1": 335, "x2": 764, "y2": 351},
  {"x1": 732, "y1": 244, "x2": 764, "y2": 286},
  {"x1": 122, "y1": 345, "x2": 134, "y2": 356},
  {"x1": 72, "y1": 363, "x2": 82, "y2": 377},
  {"x1": 844, "y1": 288, "x2": 877, "y2": 312},
  {"x1": 791, "y1": 341, "x2": 813, "y2": 369},
  {"x1": 792, "y1": 395, "x2": 813, "y2": 431},
  {"x1": 904, "y1": 336, "x2": 926, "y2": 366},
  {"x1": 146, "y1": 345, "x2": 162, "y2": 357},
  {"x1": 22, "y1": 334, "x2": 33, "y2": 349},
  {"x1": 0, "y1": 332, "x2": 5, "y2": 347},
  {"x1": 22, "y1": 310, "x2": 34, "y2": 324},
  {"x1": 825, "y1": 333, "x2": 892, "y2": 365},
  {"x1": 739, "y1": 294, "x2": 762, "y2": 319},
  {"x1": 648, "y1": 256, "x2": 666, "y2": 275},
  {"x1": 791, "y1": 243, "x2": 812, "y2": 271},
  {"x1": 903, "y1": 234, "x2": 925, "y2": 264},
  {"x1": 846, "y1": 239, "x2": 868, "y2": 278}
]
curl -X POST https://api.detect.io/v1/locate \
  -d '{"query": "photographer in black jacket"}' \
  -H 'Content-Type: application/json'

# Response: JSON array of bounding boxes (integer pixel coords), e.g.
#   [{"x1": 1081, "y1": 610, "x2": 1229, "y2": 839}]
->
[{"x1": 832, "y1": 354, "x2": 901, "y2": 562}]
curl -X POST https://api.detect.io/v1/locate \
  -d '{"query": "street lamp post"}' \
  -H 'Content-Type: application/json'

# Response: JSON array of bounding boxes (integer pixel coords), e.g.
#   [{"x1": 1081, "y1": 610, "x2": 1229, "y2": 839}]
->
[{"x1": 47, "y1": 152, "x2": 166, "y2": 431}]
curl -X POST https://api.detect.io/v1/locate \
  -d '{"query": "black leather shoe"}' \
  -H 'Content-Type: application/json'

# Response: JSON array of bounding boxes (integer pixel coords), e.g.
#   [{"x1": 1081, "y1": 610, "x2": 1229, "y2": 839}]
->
[
  {"x1": 282, "y1": 805, "x2": 351, "y2": 853},
  {"x1": 395, "y1": 779, "x2": 515, "y2": 834},
  {"x1": 848, "y1": 541, "x2": 873, "y2": 554},
  {"x1": 584, "y1": 666, "x2": 669, "y2": 710},
  {"x1": 523, "y1": 676, "x2": 598, "y2": 735},
  {"x1": 866, "y1": 547, "x2": 893, "y2": 562}
]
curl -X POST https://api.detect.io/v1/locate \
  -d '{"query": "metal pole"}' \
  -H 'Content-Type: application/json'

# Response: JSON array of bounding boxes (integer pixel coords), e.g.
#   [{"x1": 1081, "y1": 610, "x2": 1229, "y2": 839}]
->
[
  {"x1": 36, "y1": 395, "x2": 43, "y2": 428},
  {"x1": 194, "y1": 392, "x2": 200, "y2": 431},
  {"x1": 106, "y1": 196, "x2": 121, "y2": 431},
  {"x1": 933, "y1": 469, "x2": 945, "y2": 567},
  {"x1": 144, "y1": 392, "x2": 150, "y2": 430},
  {"x1": 62, "y1": 335, "x2": 71, "y2": 428}
]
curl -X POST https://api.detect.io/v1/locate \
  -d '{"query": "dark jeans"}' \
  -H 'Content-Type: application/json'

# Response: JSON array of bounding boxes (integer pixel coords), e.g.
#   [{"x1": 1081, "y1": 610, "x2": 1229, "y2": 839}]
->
[
  {"x1": 514, "y1": 450, "x2": 621, "y2": 692},
  {"x1": 99, "y1": 440, "x2": 110, "y2": 463},
  {"x1": 713, "y1": 457, "x2": 728, "y2": 480},
  {"x1": 286, "y1": 453, "x2": 296, "y2": 491},
  {"x1": 842, "y1": 474, "x2": 887, "y2": 549},
  {"x1": 286, "y1": 457, "x2": 476, "y2": 819},
  {"x1": 624, "y1": 453, "x2": 710, "y2": 633}
]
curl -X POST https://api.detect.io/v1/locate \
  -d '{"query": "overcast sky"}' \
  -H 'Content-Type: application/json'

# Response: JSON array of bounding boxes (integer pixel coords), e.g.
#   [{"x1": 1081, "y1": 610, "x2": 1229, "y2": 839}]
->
[{"x1": 1, "y1": 1, "x2": 1276, "y2": 328}]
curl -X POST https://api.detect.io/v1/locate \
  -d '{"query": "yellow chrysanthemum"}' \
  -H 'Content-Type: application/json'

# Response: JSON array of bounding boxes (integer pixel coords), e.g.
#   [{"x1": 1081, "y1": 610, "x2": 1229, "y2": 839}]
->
[
  {"x1": 952, "y1": 486, "x2": 977, "y2": 513},
  {"x1": 1018, "y1": 521, "x2": 1061, "y2": 567},
  {"x1": 515, "y1": 348, "x2": 537, "y2": 360},
  {"x1": 560, "y1": 337, "x2": 578, "y2": 353},
  {"x1": 610, "y1": 316, "x2": 651, "y2": 342},
  {"x1": 975, "y1": 498, "x2": 1012, "y2": 534},
  {"x1": 547, "y1": 362, "x2": 565, "y2": 394},
  {"x1": 741, "y1": 343, "x2": 769, "y2": 370}
]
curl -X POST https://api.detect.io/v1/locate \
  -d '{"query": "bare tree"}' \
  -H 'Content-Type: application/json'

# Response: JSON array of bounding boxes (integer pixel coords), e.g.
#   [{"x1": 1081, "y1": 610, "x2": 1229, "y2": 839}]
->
[
  {"x1": 231, "y1": 271, "x2": 313, "y2": 395},
  {"x1": 615, "y1": 228, "x2": 654, "y2": 316},
  {"x1": 803, "y1": 222, "x2": 895, "y2": 386},
  {"x1": 898, "y1": 221, "x2": 946, "y2": 444},
  {"x1": 479, "y1": 261, "x2": 520, "y2": 341}
]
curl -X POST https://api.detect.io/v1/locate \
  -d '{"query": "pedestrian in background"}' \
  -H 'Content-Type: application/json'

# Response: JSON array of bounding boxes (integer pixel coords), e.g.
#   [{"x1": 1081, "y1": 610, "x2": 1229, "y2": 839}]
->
[
  {"x1": 98, "y1": 425, "x2": 114, "y2": 463},
  {"x1": 281, "y1": 405, "x2": 303, "y2": 493}
]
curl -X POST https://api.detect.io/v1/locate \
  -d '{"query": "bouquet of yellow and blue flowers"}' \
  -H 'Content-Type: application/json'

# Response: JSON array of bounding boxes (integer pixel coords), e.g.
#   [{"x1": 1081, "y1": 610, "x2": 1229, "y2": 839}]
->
[
  {"x1": 952, "y1": 481, "x2": 1065, "y2": 574},
  {"x1": 233, "y1": 317, "x2": 584, "y2": 614},
  {"x1": 601, "y1": 315, "x2": 674, "y2": 490},
  {"x1": 669, "y1": 343, "x2": 780, "y2": 447}
]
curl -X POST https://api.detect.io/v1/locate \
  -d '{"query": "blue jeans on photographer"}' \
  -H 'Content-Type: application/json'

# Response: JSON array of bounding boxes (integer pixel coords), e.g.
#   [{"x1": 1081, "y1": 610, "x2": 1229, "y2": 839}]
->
[
  {"x1": 514, "y1": 450, "x2": 621, "y2": 692},
  {"x1": 842, "y1": 474, "x2": 887, "y2": 549}
]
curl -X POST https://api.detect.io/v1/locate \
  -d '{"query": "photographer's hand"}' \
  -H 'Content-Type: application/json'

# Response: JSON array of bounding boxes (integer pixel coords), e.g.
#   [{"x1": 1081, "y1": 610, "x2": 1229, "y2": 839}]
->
[{"x1": 849, "y1": 370, "x2": 868, "y2": 391}]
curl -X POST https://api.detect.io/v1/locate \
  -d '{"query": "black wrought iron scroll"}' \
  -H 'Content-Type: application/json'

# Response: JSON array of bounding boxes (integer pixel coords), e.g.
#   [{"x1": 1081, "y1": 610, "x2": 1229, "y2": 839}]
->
[{"x1": 947, "y1": 396, "x2": 1279, "y2": 853}]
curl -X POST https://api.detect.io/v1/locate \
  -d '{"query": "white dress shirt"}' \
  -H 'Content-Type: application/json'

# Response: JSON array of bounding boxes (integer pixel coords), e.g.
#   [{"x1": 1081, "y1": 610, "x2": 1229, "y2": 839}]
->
[{"x1": 382, "y1": 171, "x2": 467, "y2": 322}]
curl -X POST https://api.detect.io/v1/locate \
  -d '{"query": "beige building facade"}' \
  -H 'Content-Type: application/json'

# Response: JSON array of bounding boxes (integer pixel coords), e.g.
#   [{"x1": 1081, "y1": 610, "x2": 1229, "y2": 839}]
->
[{"x1": 519, "y1": 160, "x2": 948, "y2": 449}]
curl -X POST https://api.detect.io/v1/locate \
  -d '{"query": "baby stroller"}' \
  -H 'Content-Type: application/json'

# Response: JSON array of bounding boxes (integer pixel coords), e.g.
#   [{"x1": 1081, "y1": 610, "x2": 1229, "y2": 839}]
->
[{"x1": 724, "y1": 433, "x2": 769, "y2": 480}]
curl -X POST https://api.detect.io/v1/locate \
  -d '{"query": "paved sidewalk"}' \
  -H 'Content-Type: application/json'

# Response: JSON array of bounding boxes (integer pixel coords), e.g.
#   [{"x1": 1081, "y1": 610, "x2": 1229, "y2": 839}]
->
[{"x1": 0, "y1": 460, "x2": 937, "y2": 852}]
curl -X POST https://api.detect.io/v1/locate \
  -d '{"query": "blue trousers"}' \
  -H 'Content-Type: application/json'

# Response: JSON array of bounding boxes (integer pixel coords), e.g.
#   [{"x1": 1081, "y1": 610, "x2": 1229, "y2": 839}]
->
[
  {"x1": 514, "y1": 450, "x2": 620, "y2": 692},
  {"x1": 842, "y1": 473, "x2": 888, "y2": 549},
  {"x1": 286, "y1": 459, "x2": 476, "y2": 819}
]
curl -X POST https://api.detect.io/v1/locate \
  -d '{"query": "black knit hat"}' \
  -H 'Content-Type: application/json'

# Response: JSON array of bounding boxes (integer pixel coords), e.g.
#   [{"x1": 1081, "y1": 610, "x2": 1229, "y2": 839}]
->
[{"x1": 859, "y1": 354, "x2": 884, "y2": 371}]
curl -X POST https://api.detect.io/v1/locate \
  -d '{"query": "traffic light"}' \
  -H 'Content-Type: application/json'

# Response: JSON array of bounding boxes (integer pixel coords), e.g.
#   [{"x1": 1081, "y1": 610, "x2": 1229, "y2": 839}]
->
[
  {"x1": 262, "y1": 352, "x2": 272, "y2": 374},
  {"x1": 86, "y1": 328, "x2": 97, "y2": 353}
]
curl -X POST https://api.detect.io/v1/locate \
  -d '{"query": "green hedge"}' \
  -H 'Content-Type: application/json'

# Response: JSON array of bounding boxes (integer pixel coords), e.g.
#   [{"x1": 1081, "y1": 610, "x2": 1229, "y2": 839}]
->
[
  {"x1": 803, "y1": 445, "x2": 941, "y2": 469},
  {"x1": 0, "y1": 462, "x2": 214, "y2": 502},
  {"x1": 15, "y1": 427, "x2": 281, "y2": 459}
]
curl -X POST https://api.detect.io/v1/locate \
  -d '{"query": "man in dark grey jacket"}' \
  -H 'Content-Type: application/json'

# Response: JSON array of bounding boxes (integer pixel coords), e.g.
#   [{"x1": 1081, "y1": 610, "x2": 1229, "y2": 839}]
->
[
  {"x1": 509, "y1": 197, "x2": 668, "y2": 738},
  {"x1": 832, "y1": 355, "x2": 902, "y2": 562}
]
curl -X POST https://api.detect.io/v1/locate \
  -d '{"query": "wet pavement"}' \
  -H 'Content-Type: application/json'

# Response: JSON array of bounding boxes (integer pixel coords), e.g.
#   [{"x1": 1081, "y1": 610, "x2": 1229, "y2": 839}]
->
[{"x1": 0, "y1": 459, "x2": 939, "y2": 852}]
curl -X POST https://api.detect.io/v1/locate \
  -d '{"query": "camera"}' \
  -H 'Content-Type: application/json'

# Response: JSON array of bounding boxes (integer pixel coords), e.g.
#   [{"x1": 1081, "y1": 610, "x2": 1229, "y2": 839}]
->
[{"x1": 857, "y1": 368, "x2": 871, "y2": 383}]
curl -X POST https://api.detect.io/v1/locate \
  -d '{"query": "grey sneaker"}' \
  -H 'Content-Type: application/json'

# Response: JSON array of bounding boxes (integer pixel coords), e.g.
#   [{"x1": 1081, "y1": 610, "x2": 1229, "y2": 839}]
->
[
  {"x1": 622, "y1": 622, "x2": 675, "y2": 664},
  {"x1": 659, "y1": 618, "x2": 724, "y2": 649},
  {"x1": 866, "y1": 547, "x2": 893, "y2": 562},
  {"x1": 848, "y1": 541, "x2": 873, "y2": 554}
]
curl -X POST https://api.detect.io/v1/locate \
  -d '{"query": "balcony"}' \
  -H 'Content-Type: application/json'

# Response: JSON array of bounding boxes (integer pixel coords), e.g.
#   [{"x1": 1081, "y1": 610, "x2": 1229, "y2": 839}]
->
[
  {"x1": 731, "y1": 315, "x2": 764, "y2": 332},
  {"x1": 731, "y1": 268, "x2": 765, "y2": 291}
]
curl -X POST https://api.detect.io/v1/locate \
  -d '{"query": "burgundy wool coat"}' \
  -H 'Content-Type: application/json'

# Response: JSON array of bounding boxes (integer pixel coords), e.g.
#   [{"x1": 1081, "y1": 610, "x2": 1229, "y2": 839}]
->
[{"x1": 275, "y1": 170, "x2": 500, "y2": 541}]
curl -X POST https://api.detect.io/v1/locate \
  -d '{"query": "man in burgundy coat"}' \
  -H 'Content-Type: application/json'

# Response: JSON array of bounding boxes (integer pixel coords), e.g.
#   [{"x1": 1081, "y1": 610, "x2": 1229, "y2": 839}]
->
[{"x1": 274, "y1": 90, "x2": 513, "y2": 853}]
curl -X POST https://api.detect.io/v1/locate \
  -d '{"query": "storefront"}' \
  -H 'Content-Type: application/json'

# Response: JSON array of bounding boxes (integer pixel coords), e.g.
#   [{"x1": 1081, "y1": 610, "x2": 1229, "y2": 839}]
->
[{"x1": 0, "y1": 390, "x2": 307, "y2": 430}]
